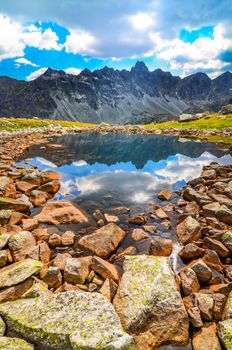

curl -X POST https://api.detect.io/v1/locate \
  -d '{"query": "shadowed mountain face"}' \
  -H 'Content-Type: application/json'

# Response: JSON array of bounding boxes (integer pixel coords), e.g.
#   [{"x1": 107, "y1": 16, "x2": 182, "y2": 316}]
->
[
  {"x1": 0, "y1": 62, "x2": 232, "y2": 124},
  {"x1": 19, "y1": 132, "x2": 232, "y2": 168}
]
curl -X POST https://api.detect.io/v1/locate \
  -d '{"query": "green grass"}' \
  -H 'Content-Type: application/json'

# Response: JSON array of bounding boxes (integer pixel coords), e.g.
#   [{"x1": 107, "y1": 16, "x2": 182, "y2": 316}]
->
[
  {"x1": 144, "y1": 113, "x2": 232, "y2": 130},
  {"x1": 0, "y1": 118, "x2": 95, "y2": 132}
]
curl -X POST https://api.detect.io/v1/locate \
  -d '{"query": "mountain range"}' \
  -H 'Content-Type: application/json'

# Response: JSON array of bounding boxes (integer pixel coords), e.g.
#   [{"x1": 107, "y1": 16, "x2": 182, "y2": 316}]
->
[{"x1": 0, "y1": 61, "x2": 232, "y2": 124}]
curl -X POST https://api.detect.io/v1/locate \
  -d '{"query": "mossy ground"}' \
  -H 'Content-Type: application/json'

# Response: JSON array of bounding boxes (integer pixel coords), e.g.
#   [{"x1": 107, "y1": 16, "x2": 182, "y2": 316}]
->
[{"x1": 0, "y1": 118, "x2": 95, "y2": 132}]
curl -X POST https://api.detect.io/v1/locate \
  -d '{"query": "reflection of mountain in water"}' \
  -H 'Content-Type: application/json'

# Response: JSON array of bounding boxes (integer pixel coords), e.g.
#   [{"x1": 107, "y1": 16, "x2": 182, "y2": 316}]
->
[{"x1": 20, "y1": 133, "x2": 231, "y2": 169}]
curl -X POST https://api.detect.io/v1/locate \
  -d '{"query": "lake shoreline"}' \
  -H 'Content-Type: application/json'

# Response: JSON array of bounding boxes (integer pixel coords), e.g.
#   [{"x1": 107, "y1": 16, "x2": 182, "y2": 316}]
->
[
  {"x1": 0, "y1": 142, "x2": 232, "y2": 349},
  {"x1": 0, "y1": 123, "x2": 231, "y2": 163}
]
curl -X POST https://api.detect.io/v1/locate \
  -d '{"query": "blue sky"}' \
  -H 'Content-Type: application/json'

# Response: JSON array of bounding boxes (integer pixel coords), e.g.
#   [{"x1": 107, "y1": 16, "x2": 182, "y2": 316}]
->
[{"x1": 0, "y1": 0, "x2": 231, "y2": 81}]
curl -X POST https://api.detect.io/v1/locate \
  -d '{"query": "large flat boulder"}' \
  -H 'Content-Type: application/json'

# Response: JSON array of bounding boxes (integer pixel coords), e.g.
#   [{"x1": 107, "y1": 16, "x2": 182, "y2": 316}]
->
[
  {"x1": 0, "y1": 291, "x2": 133, "y2": 350},
  {"x1": 34, "y1": 201, "x2": 88, "y2": 225},
  {"x1": 113, "y1": 255, "x2": 189, "y2": 349},
  {"x1": 79, "y1": 223, "x2": 125, "y2": 257}
]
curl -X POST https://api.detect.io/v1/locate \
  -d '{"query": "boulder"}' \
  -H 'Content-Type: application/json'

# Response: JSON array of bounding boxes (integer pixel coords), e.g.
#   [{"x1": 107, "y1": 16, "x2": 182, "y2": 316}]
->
[
  {"x1": 180, "y1": 267, "x2": 200, "y2": 296},
  {"x1": 149, "y1": 238, "x2": 173, "y2": 256},
  {"x1": 216, "y1": 205, "x2": 232, "y2": 225},
  {"x1": 0, "y1": 259, "x2": 42, "y2": 288},
  {"x1": 53, "y1": 253, "x2": 72, "y2": 270},
  {"x1": 204, "y1": 237, "x2": 230, "y2": 258},
  {"x1": 0, "y1": 337, "x2": 34, "y2": 350},
  {"x1": 0, "y1": 291, "x2": 133, "y2": 350},
  {"x1": 217, "y1": 319, "x2": 232, "y2": 350},
  {"x1": 8, "y1": 231, "x2": 36, "y2": 262},
  {"x1": 183, "y1": 187, "x2": 212, "y2": 206},
  {"x1": 187, "y1": 307, "x2": 203, "y2": 328},
  {"x1": 189, "y1": 259, "x2": 212, "y2": 283},
  {"x1": 194, "y1": 293, "x2": 214, "y2": 320},
  {"x1": 29, "y1": 190, "x2": 48, "y2": 207},
  {"x1": 131, "y1": 229, "x2": 149, "y2": 241},
  {"x1": 61, "y1": 231, "x2": 75, "y2": 246},
  {"x1": 179, "y1": 113, "x2": 199, "y2": 122},
  {"x1": 222, "y1": 231, "x2": 232, "y2": 252},
  {"x1": 179, "y1": 243, "x2": 205, "y2": 260},
  {"x1": 79, "y1": 223, "x2": 125, "y2": 257},
  {"x1": 15, "y1": 181, "x2": 36, "y2": 194},
  {"x1": 34, "y1": 201, "x2": 88, "y2": 225},
  {"x1": 158, "y1": 188, "x2": 172, "y2": 201},
  {"x1": 113, "y1": 255, "x2": 189, "y2": 349},
  {"x1": 0, "y1": 197, "x2": 29, "y2": 212},
  {"x1": 176, "y1": 216, "x2": 201, "y2": 244},
  {"x1": 192, "y1": 323, "x2": 222, "y2": 350},
  {"x1": 220, "y1": 103, "x2": 232, "y2": 114},
  {"x1": 90, "y1": 256, "x2": 120, "y2": 282},
  {"x1": 64, "y1": 257, "x2": 92, "y2": 285}
]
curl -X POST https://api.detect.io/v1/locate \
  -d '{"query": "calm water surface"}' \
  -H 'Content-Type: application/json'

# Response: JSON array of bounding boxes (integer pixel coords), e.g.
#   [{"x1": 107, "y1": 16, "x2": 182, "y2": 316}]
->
[
  {"x1": 18, "y1": 132, "x2": 232, "y2": 208},
  {"x1": 17, "y1": 133, "x2": 232, "y2": 350}
]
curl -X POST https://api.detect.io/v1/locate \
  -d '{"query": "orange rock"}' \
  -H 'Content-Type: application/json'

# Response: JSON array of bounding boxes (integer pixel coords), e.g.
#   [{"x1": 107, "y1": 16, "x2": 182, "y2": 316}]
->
[
  {"x1": 90, "y1": 256, "x2": 120, "y2": 282},
  {"x1": 150, "y1": 238, "x2": 173, "y2": 256}
]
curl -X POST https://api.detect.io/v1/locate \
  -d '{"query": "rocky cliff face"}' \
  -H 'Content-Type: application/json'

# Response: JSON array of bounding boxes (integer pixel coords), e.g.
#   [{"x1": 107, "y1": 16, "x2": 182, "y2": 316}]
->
[{"x1": 0, "y1": 62, "x2": 231, "y2": 124}]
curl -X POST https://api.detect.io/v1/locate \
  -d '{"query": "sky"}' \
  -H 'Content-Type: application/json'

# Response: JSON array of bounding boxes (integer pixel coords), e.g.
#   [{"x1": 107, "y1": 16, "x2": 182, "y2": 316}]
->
[{"x1": 0, "y1": 0, "x2": 232, "y2": 81}]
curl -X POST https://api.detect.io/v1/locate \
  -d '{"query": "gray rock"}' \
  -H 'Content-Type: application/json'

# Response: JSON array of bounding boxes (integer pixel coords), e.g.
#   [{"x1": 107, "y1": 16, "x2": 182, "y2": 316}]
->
[
  {"x1": 0, "y1": 291, "x2": 133, "y2": 350},
  {"x1": 216, "y1": 205, "x2": 232, "y2": 225},
  {"x1": 222, "y1": 231, "x2": 232, "y2": 252},
  {"x1": 0, "y1": 259, "x2": 42, "y2": 288},
  {"x1": 0, "y1": 336, "x2": 34, "y2": 350}
]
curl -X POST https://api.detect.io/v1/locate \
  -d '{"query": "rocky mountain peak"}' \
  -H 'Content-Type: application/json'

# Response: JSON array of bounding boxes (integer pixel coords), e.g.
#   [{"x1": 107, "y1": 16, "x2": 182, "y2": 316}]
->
[{"x1": 131, "y1": 61, "x2": 149, "y2": 73}]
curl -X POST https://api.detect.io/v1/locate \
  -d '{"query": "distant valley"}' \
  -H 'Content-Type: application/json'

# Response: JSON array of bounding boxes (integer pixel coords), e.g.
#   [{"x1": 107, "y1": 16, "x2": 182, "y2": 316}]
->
[{"x1": 0, "y1": 61, "x2": 232, "y2": 124}]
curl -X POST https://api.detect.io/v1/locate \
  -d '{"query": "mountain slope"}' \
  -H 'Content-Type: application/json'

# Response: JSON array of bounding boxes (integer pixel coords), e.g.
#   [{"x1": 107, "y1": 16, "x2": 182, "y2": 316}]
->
[{"x1": 0, "y1": 62, "x2": 231, "y2": 124}]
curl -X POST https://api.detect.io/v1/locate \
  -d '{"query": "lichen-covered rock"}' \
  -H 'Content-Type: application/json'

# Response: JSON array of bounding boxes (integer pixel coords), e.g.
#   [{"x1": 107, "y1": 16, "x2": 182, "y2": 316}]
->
[
  {"x1": 113, "y1": 255, "x2": 189, "y2": 349},
  {"x1": 217, "y1": 319, "x2": 232, "y2": 350},
  {"x1": 8, "y1": 231, "x2": 36, "y2": 262},
  {"x1": 0, "y1": 336, "x2": 34, "y2": 350},
  {"x1": 0, "y1": 316, "x2": 6, "y2": 336},
  {"x1": 222, "y1": 231, "x2": 232, "y2": 253},
  {"x1": 0, "y1": 291, "x2": 133, "y2": 350},
  {"x1": 0, "y1": 259, "x2": 42, "y2": 288}
]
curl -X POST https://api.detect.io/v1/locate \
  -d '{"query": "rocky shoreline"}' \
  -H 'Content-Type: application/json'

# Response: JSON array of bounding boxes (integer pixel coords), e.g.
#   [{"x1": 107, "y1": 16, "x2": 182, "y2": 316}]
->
[
  {"x1": 0, "y1": 141, "x2": 231, "y2": 348},
  {"x1": 0, "y1": 123, "x2": 231, "y2": 162}
]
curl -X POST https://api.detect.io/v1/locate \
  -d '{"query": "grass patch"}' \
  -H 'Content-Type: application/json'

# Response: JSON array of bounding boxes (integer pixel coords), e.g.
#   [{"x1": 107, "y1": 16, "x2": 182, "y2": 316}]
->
[
  {"x1": 144, "y1": 113, "x2": 232, "y2": 131},
  {"x1": 0, "y1": 118, "x2": 95, "y2": 132}
]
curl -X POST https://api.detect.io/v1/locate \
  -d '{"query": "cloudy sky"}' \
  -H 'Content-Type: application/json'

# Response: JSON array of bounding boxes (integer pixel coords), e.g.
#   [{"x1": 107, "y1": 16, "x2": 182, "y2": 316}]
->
[{"x1": 0, "y1": 0, "x2": 231, "y2": 81}]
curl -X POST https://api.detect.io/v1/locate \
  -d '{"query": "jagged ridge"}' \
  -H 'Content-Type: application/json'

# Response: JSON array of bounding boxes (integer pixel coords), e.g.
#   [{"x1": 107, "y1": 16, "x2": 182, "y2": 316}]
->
[{"x1": 0, "y1": 62, "x2": 231, "y2": 124}]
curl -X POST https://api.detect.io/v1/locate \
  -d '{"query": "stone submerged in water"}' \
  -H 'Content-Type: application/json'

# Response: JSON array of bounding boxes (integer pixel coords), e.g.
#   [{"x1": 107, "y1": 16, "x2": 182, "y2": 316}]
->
[
  {"x1": 34, "y1": 200, "x2": 88, "y2": 225},
  {"x1": 0, "y1": 290, "x2": 133, "y2": 350},
  {"x1": 113, "y1": 255, "x2": 189, "y2": 349}
]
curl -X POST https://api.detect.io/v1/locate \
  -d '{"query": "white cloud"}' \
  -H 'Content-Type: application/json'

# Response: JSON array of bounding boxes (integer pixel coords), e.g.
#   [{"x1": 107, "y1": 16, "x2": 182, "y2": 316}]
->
[
  {"x1": 128, "y1": 12, "x2": 155, "y2": 31},
  {"x1": 65, "y1": 67, "x2": 82, "y2": 75},
  {"x1": 151, "y1": 24, "x2": 232, "y2": 75},
  {"x1": 14, "y1": 57, "x2": 39, "y2": 68},
  {"x1": 26, "y1": 67, "x2": 48, "y2": 81},
  {"x1": 23, "y1": 26, "x2": 62, "y2": 51},
  {"x1": 73, "y1": 160, "x2": 87, "y2": 166},
  {"x1": 0, "y1": 14, "x2": 24, "y2": 61},
  {"x1": 64, "y1": 29, "x2": 97, "y2": 55}
]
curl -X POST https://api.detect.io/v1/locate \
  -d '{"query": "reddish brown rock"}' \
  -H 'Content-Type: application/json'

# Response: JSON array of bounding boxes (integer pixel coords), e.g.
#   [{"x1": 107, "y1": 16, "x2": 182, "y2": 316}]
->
[
  {"x1": 179, "y1": 243, "x2": 205, "y2": 260},
  {"x1": 32, "y1": 227, "x2": 49, "y2": 242},
  {"x1": 38, "y1": 242, "x2": 51, "y2": 264},
  {"x1": 64, "y1": 257, "x2": 92, "y2": 285},
  {"x1": 0, "y1": 278, "x2": 33, "y2": 303},
  {"x1": 155, "y1": 208, "x2": 169, "y2": 220},
  {"x1": 42, "y1": 266, "x2": 62, "y2": 289},
  {"x1": 22, "y1": 218, "x2": 38, "y2": 231},
  {"x1": 48, "y1": 233, "x2": 61, "y2": 248},
  {"x1": 79, "y1": 223, "x2": 125, "y2": 258},
  {"x1": 149, "y1": 238, "x2": 173, "y2": 256},
  {"x1": 53, "y1": 253, "x2": 72, "y2": 270},
  {"x1": 128, "y1": 214, "x2": 148, "y2": 225},
  {"x1": 180, "y1": 267, "x2": 200, "y2": 296},
  {"x1": 203, "y1": 237, "x2": 230, "y2": 258},
  {"x1": 192, "y1": 323, "x2": 221, "y2": 350},
  {"x1": 189, "y1": 259, "x2": 212, "y2": 283},
  {"x1": 90, "y1": 256, "x2": 120, "y2": 282},
  {"x1": 131, "y1": 229, "x2": 150, "y2": 241},
  {"x1": 203, "y1": 250, "x2": 223, "y2": 273},
  {"x1": 61, "y1": 231, "x2": 75, "y2": 246},
  {"x1": 8, "y1": 231, "x2": 36, "y2": 262},
  {"x1": 176, "y1": 216, "x2": 201, "y2": 244},
  {"x1": 158, "y1": 188, "x2": 172, "y2": 201},
  {"x1": 99, "y1": 278, "x2": 118, "y2": 301},
  {"x1": 15, "y1": 181, "x2": 36, "y2": 194},
  {"x1": 34, "y1": 200, "x2": 88, "y2": 225}
]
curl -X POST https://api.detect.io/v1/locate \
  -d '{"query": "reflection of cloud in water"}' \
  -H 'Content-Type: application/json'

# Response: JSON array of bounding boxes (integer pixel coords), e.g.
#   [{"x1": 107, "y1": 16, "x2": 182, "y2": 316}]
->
[
  {"x1": 36, "y1": 157, "x2": 57, "y2": 168},
  {"x1": 73, "y1": 160, "x2": 87, "y2": 167},
  {"x1": 155, "y1": 152, "x2": 232, "y2": 184}
]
